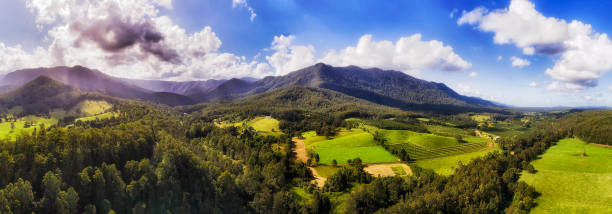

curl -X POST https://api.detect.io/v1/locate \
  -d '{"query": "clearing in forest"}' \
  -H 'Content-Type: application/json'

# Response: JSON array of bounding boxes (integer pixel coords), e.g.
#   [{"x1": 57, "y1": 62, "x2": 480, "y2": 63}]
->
[
  {"x1": 75, "y1": 111, "x2": 118, "y2": 123},
  {"x1": 248, "y1": 116, "x2": 283, "y2": 136},
  {"x1": 0, "y1": 116, "x2": 58, "y2": 141},
  {"x1": 520, "y1": 138, "x2": 612, "y2": 213},
  {"x1": 309, "y1": 129, "x2": 398, "y2": 164},
  {"x1": 363, "y1": 163, "x2": 412, "y2": 177}
]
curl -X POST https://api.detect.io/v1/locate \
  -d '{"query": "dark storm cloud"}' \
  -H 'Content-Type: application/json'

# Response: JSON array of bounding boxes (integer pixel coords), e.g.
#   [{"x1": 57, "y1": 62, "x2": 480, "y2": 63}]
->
[
  {"x1": 71, "y1": 17, "x2": 180, "y2": 63},
  {"x1": 535, "y1": 43, "x2": 566, "y2": 55}
]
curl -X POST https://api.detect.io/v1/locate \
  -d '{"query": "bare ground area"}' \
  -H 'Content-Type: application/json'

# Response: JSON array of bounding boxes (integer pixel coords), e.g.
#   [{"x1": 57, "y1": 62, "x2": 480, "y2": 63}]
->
[
  {"x1": 292, "y1": 137, "x2": 309, "y2": 163},
  {"x1": 292, "y1": 137, "x2": 326, "y2": 187},
  {"x1": 590, "y1": 143, "x2": 612, "y2": 148},
  {"x1": 310, "y1": 167, "x2": 327, "y2": 188},
  {"x1": 364, "y1": 163, "x2": 412, "y2": 177}
]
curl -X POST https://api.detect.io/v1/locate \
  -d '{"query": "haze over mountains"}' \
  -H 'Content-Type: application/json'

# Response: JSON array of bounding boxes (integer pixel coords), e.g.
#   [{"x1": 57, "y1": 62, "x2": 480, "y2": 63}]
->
[{"x1": 0, "y1": 63, "x2": 499, "y2": 111}]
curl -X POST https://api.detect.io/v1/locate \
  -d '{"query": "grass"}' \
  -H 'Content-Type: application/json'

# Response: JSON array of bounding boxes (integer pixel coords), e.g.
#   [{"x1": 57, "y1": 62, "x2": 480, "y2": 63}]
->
[
  {"x1": 390, "y1": 166, "x2": 407, "y2": 175},
  {"x1": 249, "y1": 116, "x2": 280, "y2": 132},
  {"x1": 379, "y1": 129, "x2": 458, "y2": 149},
  {"x1": 302, "y1": 131, "x2": 329, "y2": 145},
  {"x1": 71, "y1": 100, "x2": 113, "y2": 116},
  {"x1": 0, "y1": 116, "x2": 58, "y2": 141},
  {"x1": 215, "y1": 116, "x2": 283, "y2": 136},
  {"x1": 426, "y1": 124, "x2": 470, "y2": 136},
  {"x1": 415, "y1": 144, "x2": 500, "y2": 175},
  {"x1": 314, "y1": 165, "x2": 342, "y2": 178},
  {"x1": 290, "y1": 187, "x2": 313, "y2": 205},
  {"x1": 519, "y1": 138, "x2": 612, "y2": 213},
  {"x1": 309, "y1": 129, "x2": 398, "y2": 164},
  {"x1": 75, "y1": 112, "x2": 118, "y2": 123}
]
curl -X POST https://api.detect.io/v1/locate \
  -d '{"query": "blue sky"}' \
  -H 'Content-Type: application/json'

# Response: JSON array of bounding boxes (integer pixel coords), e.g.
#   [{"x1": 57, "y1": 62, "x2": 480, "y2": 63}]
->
[{"x1": 2, "y1": 0, "x2": 612, "y2": 107}]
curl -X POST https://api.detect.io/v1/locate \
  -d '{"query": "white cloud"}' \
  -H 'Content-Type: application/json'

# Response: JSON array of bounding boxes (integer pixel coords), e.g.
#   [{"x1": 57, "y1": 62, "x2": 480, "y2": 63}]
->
[
  {"x1": 529, "y1": 81, "x2": 537, "y2": 87},
  {"x1": 609, "y1": 85, "x2": 612, "y2": 91},
  {"x1": 2, "y1": 0, "x2": 268, "y2": 80},
  {"x1": 522, "y1": 47, "x2": 535, "y2": 55},
  {"x1": 547, "y1": 81, "x2": 586, "y2": 91},
  {"x1": 469, "y1": 72, "x2": 478, "y2": 77},
  {"x1": 457, "y1": 7, "x2": 487, "y2": 25},
  {"x1": 321, "y1": 34, "x2": 471, "y2": 75},
  {"x1": 458, "y1": 0, "x2": 568, "y2": 48},
  {"x1": 5, "y1": 0, "x2": 472, "y2": 81},
  {"x1": 459, "y1": 0, "x2": 612, "y2": 90},
  {"x1": 265, "y1": 35, "x2": 316, "y2": 76},
  {"x1": 510, "y1": 56, "x2": 530, "y2": 68},
  {"x1": 497, "y1": 56, "x2": 503, "y2": 61},
  {"x1": 232, "y1": 0, "x2": 256, "y2": 22},
  {"x1": 153, "y1": 0, "x2": 172, "y2": 9}
]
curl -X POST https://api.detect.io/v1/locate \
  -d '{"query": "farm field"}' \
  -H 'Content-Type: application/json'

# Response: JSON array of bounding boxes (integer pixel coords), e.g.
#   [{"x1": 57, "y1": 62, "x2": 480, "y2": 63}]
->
[
  {"x1": 75, "y1": 111, "x2": 118, "y2": 123},
  {"x1": 363, "y1": 163, "x2": 411, "y2": 177},
  {"x1": 248, "y1": 116, "x2": 279, "y2": 132},
  {"x1": 380, "y1": 129, "x2": 458, "y2": 149},
  {"x1": 520, "y1": 138, "x2": 612, "y2": 213},
  {"x1": 415, "y1": 144, "x2": 500, "y2": 175},
  {"x1": 71, "y1": 100, "x2": 113, "y2": 116},
  {"x1": 381, "y1": 128, "x2": 489, "y2": 160},
  {"x1": 0, "y1": 116, "x2": 58, "y2": 141},
  {"x1": 310, "y1": 131, "x2": 398, "y2": 164}
]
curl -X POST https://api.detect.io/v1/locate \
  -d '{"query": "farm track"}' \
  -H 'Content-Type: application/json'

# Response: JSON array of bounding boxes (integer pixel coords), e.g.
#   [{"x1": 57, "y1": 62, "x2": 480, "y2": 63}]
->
[{"x1": 292, "y1": 137, "x2": 326, "y2": 187}]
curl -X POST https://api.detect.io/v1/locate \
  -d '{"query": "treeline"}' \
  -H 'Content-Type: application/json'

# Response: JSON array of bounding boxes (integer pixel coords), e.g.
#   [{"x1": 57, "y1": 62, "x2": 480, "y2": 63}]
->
[
  {"x1": 0, "y1": 104, "x2": 322, "y2": 213},
  {"x1": 325, "y1": 118, "x2": 565, "y2": 213},
  {"x1": 556, "y1": 110, "x2": 612, "y2": 145}
]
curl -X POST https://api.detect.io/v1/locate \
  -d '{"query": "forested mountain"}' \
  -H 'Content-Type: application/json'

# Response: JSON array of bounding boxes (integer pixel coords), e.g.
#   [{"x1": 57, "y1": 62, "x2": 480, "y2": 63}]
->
[
  {"x1": 190, "y1": 63, "x2": 500, "y2": 111},
  {"x1": 120, "y1": 78, "x2": 226, "y2": 95},
  {"x1": 0, "y1": 66, "x2": 193, "y2": 106},
  {"x1": 0, "y1": 76, "x2": 118, "y2": 114},
  {"x1": 0, "y1": 64, "x2": 501, "y2": 111}
]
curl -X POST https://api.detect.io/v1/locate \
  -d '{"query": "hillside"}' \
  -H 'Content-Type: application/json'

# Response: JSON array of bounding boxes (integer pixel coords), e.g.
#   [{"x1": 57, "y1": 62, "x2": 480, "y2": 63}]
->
[
  {"x1": 121, "y1": 78, "x2": 226, "y2": 95},
  {"x1": 0, "y1": 66, "x2": 193, "y2": 106},
  {"x1": 0, "y1": 76, "x2": 117, "y2": 114},
  {"x1": 557, "y1": 110, "x2": 612, "y2": 145},
  {"x1": 192, "y1": 63, "x2": 499, "y2": 111}
]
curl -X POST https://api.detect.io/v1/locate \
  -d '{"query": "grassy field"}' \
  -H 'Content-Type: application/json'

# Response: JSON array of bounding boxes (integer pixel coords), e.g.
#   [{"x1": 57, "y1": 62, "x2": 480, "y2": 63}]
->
[
  {"x1": 314, "y1": 165, "x2": 342, "y2": 178},
  {"x1": 0, "y1": 116, "x2": 58, "y2": 141},
  {"x1": 520, "y1": 138, "x2": 612, "y2": 213},
  {"x1": 379, "y1": 129, "x2": 459, "y2": 149},
  {"x1": 249, "y1": 116, "x2": 279, "y2": 132},
  {"x1": 214, "y1": 116, "x2": 283, "y2": 136},
  {"x1": 75, "y1": 112, "x2": 118, "y2": 123},
  {"x1": 71, "y1": 100, "x2": 113, "y2": 116},
  {"x1": 415, "y1": 145, "x2": 500, "y2": 175},
  {"x1": 311, "y1": 132, "x2": 398, "y2": 164}
]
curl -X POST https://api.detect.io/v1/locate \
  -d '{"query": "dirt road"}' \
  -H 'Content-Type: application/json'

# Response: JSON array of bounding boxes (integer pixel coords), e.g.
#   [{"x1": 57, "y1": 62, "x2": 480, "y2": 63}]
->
[{"x1": 292, "y1": 137, "x2": 326, "y2": 187}]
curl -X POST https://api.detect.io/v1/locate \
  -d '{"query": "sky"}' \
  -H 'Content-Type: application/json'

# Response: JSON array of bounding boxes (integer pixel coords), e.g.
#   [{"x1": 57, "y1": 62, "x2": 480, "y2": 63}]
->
[{"x1": 1, "y1": 0, "x2": 612, "y2": 107}]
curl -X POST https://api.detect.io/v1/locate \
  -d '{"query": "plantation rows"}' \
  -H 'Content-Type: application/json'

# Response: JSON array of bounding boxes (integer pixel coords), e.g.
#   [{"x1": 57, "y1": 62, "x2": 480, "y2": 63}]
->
[{"x1": 388, "y1": 141, "x2": 488, "y2": 160}]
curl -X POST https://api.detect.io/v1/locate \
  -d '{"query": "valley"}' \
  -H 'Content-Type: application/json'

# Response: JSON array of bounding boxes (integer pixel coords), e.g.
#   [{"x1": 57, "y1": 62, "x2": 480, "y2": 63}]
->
[{"x1": 0, "y1": 63, "x2": 609, "y2": 214}]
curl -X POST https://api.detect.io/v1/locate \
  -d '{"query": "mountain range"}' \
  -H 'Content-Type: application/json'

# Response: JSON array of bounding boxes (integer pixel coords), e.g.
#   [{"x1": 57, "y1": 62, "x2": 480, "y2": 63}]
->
[{"x1": 0, "y1": 63, "x2": 500, "y2": 113}]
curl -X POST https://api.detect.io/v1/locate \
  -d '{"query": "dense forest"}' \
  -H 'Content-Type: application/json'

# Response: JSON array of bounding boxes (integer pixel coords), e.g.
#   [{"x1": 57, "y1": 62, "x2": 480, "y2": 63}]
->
[
  {"x1": 0, "y1": 93, "x2": 590, "y2": 214},
  {"x1": 556, "y1": 110, "x2": 612, "y2": 145}
]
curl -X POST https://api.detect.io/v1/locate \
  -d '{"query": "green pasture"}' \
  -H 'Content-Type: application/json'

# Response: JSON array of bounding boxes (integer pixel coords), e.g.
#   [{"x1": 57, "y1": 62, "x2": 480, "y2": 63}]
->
[
  {"x1": 75, "y1": 112, "x2": 118, "y2": 123},
  {"x1": 415, "y1": 145, "x2": 500, "y2": 175},
  {"x1": 310, "y1": 132, "x2": 398, "y2": 164},
  {"x1": 0, "y1": 116, "x2": 58, "y2": 141},
  {"x1": 520, "y1": 138, "x2": 612, "y2": 213},
  {"x1": 379, "y1": 129, "x2": 459, "y2": 149}
]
